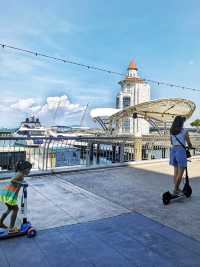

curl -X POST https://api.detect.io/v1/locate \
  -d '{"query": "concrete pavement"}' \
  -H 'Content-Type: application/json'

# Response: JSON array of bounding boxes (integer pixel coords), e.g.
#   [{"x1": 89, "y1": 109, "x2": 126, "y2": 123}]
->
[{"x1": 0, "y1": 159, "x2": 200, "y2": 266}]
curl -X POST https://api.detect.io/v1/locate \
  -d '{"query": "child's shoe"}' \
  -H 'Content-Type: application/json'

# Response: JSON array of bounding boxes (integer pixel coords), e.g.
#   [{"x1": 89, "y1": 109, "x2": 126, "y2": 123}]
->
[{"x1": 8, "y1": 226, "x2": 20, "y2": 234}]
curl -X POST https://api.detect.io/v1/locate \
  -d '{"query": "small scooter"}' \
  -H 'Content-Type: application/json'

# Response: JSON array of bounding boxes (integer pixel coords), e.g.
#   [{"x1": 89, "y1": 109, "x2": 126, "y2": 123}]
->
[
  {"x1": 0, "y1": 182, "x2": 36, "y2": 239},
  {"x1": 162, "y1": 167, "x2": 192, "y2": 205}
]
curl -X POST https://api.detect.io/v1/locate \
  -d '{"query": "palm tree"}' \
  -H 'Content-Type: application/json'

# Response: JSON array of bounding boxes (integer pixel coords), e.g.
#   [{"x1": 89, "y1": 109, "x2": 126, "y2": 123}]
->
[{"x1": 191, "y1": 119, "x2": 200, "y2": 132}]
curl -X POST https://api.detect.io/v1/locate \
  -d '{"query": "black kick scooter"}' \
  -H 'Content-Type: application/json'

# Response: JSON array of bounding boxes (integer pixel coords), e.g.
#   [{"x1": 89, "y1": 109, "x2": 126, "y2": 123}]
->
[{"x1": 162, "y1": 167, "x2": 192, "y2": 205}]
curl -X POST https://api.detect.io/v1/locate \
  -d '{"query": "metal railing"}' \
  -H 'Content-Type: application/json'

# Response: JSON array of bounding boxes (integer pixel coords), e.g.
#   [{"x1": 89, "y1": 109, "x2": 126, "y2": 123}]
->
[{"x1": 0, "y1": 135, "x2": 199, "y2": 174}]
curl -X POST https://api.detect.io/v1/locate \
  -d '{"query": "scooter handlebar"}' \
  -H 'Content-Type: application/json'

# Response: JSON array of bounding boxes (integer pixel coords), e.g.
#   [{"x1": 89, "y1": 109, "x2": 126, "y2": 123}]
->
[{"x1": 20, "y1": 182, "x2": 28, "y2": 188}]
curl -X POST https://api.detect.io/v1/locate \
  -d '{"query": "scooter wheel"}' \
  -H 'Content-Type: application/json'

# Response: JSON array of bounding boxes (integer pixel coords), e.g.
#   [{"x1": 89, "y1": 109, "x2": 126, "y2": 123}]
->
[
  {"x1": 27, "y1": 227, "x2": 37, "y2": 238},
  {"x1": 162, "y1": 191, "x2": 171, "y2": 205},
  {"x1": 185, "y1": 186, "x2": 192, "y2": 198}
]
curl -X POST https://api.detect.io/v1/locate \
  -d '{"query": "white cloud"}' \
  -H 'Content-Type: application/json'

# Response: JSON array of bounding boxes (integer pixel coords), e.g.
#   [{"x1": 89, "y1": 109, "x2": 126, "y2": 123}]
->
[
  {"x1": 39, "y1": 96, "x2": 81, "y2": 112},
  {"x1": 0, "y1": 95, "x2": 86, "y2": 128},
  {"x1": 38, "y1": 95, "x2": 85, "y2": 125},
  {"x1": 10, "y1": 98, "x2": 36, "y2": 111}
]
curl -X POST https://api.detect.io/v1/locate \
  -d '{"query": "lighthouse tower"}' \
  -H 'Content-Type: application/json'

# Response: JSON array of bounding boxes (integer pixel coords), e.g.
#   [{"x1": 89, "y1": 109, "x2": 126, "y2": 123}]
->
[{"x1": 116, "y1": 60, "x2": 150, "y2": 136}]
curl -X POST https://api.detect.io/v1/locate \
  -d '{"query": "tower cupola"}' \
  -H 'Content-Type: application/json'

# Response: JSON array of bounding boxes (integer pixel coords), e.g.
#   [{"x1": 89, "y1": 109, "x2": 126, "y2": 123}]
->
[{"x1": 127, "y1": 60, "x2": 138, "y2": 78}]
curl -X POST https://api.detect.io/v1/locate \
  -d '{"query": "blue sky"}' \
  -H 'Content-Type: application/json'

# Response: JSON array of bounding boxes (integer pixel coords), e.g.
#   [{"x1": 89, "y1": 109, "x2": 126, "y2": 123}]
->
[{"x1": 0, "y1": 0, "x2": 200, "y2": 127}]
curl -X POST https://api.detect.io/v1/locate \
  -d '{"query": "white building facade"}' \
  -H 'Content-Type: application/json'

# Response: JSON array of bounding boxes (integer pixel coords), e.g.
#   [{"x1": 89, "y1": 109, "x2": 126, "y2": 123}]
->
[{"x1": 116, "y1": 61, "x2": 150, "y2": 136}]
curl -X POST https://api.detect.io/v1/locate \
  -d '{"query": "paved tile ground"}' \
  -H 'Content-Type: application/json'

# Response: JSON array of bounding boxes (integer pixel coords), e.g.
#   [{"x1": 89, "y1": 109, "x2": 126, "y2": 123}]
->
[
  {"x1": 0, "y1": 175, "x2": 128, "y2": 230},
  {"x1": 1, "y1": 212, "x2": 200, "y2": 267},
  {"x1": 59, "y1": 160, "x2": 200, "y2": 240},
  {"x1": 0, "y1": 160, "x2": 200, "y2": 266}
]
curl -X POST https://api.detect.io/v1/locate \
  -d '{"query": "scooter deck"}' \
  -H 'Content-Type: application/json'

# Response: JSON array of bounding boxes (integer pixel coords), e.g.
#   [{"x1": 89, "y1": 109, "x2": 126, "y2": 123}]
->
[
  {"x1": 0, "y1": 228, "x2": 27, "y2": 240},
  {"x1": 0, "y1": 223, "x2": 32, "y2": 240},
  {"x1": 169, "y1": 193, "x2": 185, "y2": 200}
]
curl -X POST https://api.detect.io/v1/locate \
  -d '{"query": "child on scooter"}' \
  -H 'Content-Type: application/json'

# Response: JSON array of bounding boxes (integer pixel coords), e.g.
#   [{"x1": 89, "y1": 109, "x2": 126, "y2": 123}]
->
[
  {"x1": 0, "y1": 160, "x2": 32, "y2": 233},
  {"x1": 170, "y1": 116, "x2": 193, "y2": 195}
]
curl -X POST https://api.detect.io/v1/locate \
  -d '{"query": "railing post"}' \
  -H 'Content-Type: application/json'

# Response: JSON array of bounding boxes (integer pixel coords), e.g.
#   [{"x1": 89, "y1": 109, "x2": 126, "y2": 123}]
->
[
  {"x1": 162, "y1": 147, "x2": 166, "y2": 158},
  {"x1": 45, "y1": 138, "x2": 52, "y2": 170},
  {"x1": 86, "y1": 141, "x2": 90, "y2": 166},
  {"x1": 42, "y1": 138, "x2": 47, "y2": 171}
]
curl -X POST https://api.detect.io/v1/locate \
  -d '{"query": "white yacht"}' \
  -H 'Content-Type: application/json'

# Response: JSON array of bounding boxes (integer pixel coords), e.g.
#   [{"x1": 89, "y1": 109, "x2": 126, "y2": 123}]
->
[
  {"x1": 13, "y1": 116, "x2": 50, "y2": 146},
  {"x1": 14, "y1": 116, "x2": 47, "y2": 138},
  {"x1": 13, "y1": 117, "x2": 81, "y2": 167}
]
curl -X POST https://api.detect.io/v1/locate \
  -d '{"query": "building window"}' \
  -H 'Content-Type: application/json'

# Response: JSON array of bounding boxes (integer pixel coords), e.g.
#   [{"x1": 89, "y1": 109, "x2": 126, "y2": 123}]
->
[
  {"x1": 123, "y1": 96, "x2": 130, "y2": 108},
  {"x1": 116, "y1": 97, "x2": 120, "y2": 109},
  {"x1": 122, "y1": 119, "x2": 130, "y2": 133}
]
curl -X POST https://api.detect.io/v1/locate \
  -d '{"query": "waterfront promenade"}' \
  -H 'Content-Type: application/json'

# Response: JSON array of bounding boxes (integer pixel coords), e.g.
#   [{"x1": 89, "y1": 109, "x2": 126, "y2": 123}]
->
[{"x1": 0, "y1": 159, "x2": 200, "y2": 266}]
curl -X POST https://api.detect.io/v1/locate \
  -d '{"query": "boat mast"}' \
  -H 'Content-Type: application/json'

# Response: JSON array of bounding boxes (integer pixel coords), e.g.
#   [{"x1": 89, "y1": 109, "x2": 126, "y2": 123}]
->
[{"x1": 80, "y1": 104, "x2": 89, "y2": 127}]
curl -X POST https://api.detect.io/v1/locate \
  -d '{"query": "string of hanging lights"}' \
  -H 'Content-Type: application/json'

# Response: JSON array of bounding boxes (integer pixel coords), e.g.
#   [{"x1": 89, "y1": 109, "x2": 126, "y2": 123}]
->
[{"x1": 1, "y1": 42, "x2": 200, "y2": 93}]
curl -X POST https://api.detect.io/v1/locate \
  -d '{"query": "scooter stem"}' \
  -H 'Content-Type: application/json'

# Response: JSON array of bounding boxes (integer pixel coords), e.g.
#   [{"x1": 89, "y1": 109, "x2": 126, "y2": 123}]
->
[
  {"x1": 185, "y1": 167, "x2": 189, "y2": 183},
  {"x1": 21, "y1": 184, "x2": 28, "y2": 224}
]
